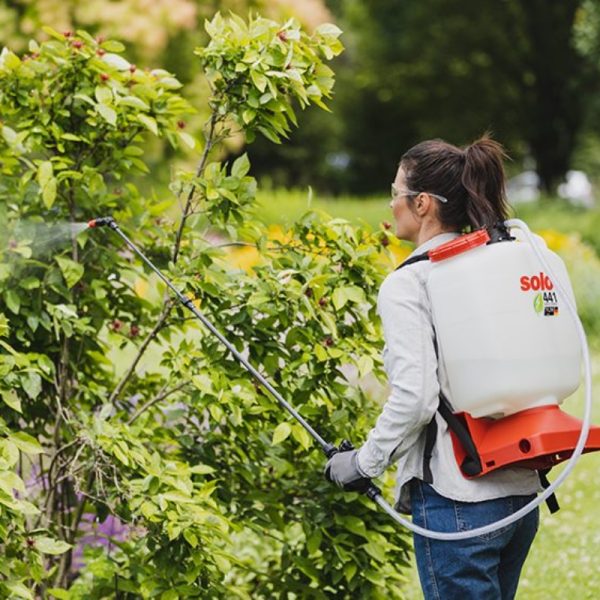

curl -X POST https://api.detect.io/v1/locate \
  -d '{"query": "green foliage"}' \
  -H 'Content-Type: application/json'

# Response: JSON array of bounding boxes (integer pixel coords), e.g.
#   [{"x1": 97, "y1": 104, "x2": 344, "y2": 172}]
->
[
  {"x1": 0, "y1": 13, "x2": 412, "y2": 598},
  {"x1": 196, "y1": 13, "x2": 342, "y2": 144}
]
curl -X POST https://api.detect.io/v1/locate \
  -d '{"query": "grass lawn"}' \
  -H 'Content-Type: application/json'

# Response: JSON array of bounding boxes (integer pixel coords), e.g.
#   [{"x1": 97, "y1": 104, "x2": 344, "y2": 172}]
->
[
  {"x1": 256, "y1": 188, "x2": 600, "y2": 255},
  {"x1": 256, "y1": 188, "x2": 390, "y2": 230}
]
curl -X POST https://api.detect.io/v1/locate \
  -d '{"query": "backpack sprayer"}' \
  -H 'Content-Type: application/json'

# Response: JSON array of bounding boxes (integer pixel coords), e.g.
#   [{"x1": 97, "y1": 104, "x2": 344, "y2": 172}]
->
[{"x1": 88, "y1": 216, "x2": 598, "y2": 541}]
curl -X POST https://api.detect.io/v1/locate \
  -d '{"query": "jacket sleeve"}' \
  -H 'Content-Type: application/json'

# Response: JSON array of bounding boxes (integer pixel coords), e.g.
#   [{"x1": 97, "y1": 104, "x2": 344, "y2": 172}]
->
[{"x1": 356, "y1": 267, "x2": 440, "y2": 478}]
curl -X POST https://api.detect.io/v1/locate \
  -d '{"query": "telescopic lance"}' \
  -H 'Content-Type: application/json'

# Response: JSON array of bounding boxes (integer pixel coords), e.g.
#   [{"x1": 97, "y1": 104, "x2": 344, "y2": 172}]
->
[{"x1": 88, "y1": 216, "x2": 382, "y2": 503}]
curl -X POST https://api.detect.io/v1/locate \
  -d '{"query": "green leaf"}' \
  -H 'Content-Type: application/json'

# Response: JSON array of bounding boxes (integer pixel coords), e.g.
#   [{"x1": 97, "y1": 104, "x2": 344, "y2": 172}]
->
[
  {"x1": 231, "y1": 153, "x2": 250, "y2": 179},
  {"x1": 250, "y1": 70, "x2": 268, "y2": 92},
  {"x1": 336, "y1": 514, "x2": 369, "y2": 539},
  {"x1": 101, "y1": 40, "x2": 125, "y2": 52},
  {"x1": 357, "y1": 355, "x2": 374, "y2": 378},
  {"x1": 183, "y1": 529, "x2": 198, "y2": 548},
  {"x1": 1, "y1": 125, "x2": 17, "y2": 145},
  {"x1": 1, "y1": 50, "x2": 21, "y2": 71},
  {"x1": 2, "y1": 389, "x2": 22, "y2": 413},
  {"x1": 20, "y1": 277, "x2": 41, "y2": 290},
  {"x1": 97, "y1": 104, "x2": 117, "y2": 126},
  {"x1": 35, "y1": 537, "x2": 71, "y2": 555},
  {"x1": 344, "y1": 561, "x2": 358, "y2": 582},
  {"x1": 291, "y1": 423, "x2": 312, "y2": 450},
  {"x1": 118, "y1": 96, "x2": 149, "y2": 110},
  {"x1": 21, "y1": 371, "x2": 42, "y2": 400},
  {"x1": 0, "y1": 313, "x2": 8, "y2": 337},
  {"x1": 5, "y1": 290, "x2": 20, "y2": 314},
  {"x1": 306, "y1": 529, "x2": 322, "y2": 555},
  {"x1": 332, "y1": 287, "x2": 349, "y2": 310},
  {"x1": 41, "y1": 26, "x2": 65, "y2": 40},
  {"x1": 37, "y1": 161, "x2": 53, "y2": 188},
  {"x1": 0, "y1": 469, "x2": 25, "y2": 494},
  {"x1": 272, "y1": 421, "x2": 292, "y2": 445},
  {"x1": 101, "y1": 53, "x2": 130, "y2": 70},
  {"x1": 533, "y1": 293, "x2": 543, "y2": 314},
  {"x1": 95, "y1": 85, "x2": 113, "y2": 105},
  {"x1": 42, "y1": 178, "x2": 57, "y2": 209},
  {"x1": 362, "y1": 540, "x2": 387, "y2": 562},
  {"x1": 315, "y1": 23, "x2": 343, "y2": 37},
  {"x1": 137, "y1": 114, "x2": 158, "y2": 135},
  {"x1": 55, "y1": 256, "x2": 84, "y2": 288},
  {"x1": 47, "y1": 589, "x2": 70, "y2": 600},
  {"x1": 5, "y1": 581, "x2": 34, "y2": 600},
  {"x1": 190, "y1": 464, "x2": 215, "y2": 475},
  {"x1": 178, "y1": 131, "x2": 196, "y2": 149},
  {"x1": 10, "y1": 432, "x2": 44, "y2": 455}
]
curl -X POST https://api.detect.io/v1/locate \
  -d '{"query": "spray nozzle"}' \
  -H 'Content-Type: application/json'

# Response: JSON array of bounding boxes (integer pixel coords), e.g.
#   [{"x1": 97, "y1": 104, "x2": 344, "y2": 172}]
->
[{"x1": 88, "y1": 216, "x2": 117, "y2": 229}]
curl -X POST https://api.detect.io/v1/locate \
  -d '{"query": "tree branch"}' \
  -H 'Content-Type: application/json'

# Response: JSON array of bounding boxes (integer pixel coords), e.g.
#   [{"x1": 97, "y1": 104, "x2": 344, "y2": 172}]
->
[
  {"x1": 107, "y1": 300, "x2": 174, "y2": 405},
  {"x1": 127, "y1": 380, "x2": 190, "y2": 425},
  {"x1": 172, "y1": 112, "x2": 219, "y2": 264}
]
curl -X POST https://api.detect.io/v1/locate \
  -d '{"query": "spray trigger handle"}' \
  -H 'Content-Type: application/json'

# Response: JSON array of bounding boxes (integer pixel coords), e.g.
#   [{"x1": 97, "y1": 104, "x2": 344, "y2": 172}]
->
[{"x1": 324, "y1": 439, "x2": 354, "y2": 458}]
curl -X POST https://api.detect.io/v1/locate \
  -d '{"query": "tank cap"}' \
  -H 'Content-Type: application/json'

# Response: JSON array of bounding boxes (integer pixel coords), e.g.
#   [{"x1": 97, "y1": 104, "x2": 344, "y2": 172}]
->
[{"x1": 429, "y1": 229, "x2": 490, "y2": 262}]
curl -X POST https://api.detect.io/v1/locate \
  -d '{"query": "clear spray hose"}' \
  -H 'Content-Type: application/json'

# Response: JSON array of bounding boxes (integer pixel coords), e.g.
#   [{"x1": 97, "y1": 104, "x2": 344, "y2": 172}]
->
[{"x1": 371, "y1": 218, "x2": 593, "y2": 540}]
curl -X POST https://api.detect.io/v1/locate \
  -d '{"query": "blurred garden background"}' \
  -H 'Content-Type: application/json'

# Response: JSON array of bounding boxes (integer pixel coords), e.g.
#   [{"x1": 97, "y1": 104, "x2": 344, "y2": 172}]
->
[{"x1": 1, "y1": 0, "x2": 600, "y2": 598}]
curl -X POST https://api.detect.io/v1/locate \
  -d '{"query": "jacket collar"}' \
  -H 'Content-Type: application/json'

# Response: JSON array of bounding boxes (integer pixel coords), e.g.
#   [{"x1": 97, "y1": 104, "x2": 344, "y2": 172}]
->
[{"x1": 407, "y1": 232, "x2": 461, "y2": 260}]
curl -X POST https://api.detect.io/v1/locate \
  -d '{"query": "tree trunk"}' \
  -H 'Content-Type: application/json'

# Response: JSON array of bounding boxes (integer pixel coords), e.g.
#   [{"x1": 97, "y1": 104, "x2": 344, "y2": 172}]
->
[{"x1": 518, "y1": 0, "x2": 586, "y2": 194}]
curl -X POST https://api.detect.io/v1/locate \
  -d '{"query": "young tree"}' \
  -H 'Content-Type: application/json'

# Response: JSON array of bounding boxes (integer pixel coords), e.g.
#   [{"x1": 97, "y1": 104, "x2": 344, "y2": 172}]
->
[{"x1": 0, "y1": 13, "x2": 411, "y2": 598}]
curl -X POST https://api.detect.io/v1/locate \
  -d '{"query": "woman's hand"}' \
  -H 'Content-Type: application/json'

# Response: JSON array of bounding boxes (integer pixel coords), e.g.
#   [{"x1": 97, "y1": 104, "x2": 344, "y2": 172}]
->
[{"x1": 324, "y1": 449, "x2": 372, "y2": 493}]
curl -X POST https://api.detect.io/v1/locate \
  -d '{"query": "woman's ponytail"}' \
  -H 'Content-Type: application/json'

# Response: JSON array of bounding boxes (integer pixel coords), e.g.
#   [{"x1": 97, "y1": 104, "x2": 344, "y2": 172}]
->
[
  {"x1": 400, "y1": 134, "x2": 511, "y2": 233},
  {"x1": 461, "y1": 136, "x2": 510, "y2": 229}
]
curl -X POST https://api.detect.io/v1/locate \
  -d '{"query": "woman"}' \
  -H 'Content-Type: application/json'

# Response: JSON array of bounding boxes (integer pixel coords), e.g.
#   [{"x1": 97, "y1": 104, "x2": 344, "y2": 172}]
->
[{"x1": 325, "y1": 136, "x2": 540, "y2": 600}]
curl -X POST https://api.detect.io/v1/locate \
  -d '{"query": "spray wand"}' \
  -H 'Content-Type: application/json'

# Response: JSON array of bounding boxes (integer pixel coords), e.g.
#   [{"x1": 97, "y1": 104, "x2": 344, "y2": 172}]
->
[{"x1": 88, "y1": 216, "x2": 382, "y2": 500}]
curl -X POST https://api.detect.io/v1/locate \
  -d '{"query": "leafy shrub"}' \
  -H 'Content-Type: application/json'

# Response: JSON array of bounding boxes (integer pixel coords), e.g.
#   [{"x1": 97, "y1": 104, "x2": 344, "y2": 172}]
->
[{"x1": 0, "y1": 14, "x2": 412, "y2": 598}]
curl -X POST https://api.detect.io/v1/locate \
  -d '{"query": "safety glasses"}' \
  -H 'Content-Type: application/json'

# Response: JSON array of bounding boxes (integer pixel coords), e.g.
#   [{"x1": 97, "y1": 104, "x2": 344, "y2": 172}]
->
[{"x1": 391, "y1": 183, "x2": 448, "y2": 203}]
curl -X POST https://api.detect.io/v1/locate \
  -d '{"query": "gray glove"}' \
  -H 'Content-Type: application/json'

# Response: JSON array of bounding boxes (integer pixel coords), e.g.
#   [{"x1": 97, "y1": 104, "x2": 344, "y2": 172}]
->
[{"x1": 324, "y1": 449, "x2": 372, "y2": 493}]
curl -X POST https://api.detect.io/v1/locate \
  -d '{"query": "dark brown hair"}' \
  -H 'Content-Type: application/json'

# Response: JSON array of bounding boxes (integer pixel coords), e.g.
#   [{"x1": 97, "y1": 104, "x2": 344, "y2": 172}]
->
[{"x1": 400, "y1": 135, "x2": 511, "y2": 231}]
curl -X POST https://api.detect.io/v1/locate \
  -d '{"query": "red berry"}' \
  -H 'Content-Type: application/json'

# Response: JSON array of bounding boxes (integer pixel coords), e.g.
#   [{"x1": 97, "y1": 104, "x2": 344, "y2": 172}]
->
[
  {"x1": 129, "y1": 64, "x2": 137, "y2": 73},
  {"x1": 72, "y1": 40, "x2": 83, "y2": 49},
  {"x1": 100, "y1": 73, "x2": 109, "y2": 82},
  {"x1": 130, "y1": 324, "x2": 140, "y2": 338},
  {"x1": 380, "y1": 235, "x2": 390, "y2": 247},
  {"x1": 26, "y1": 538, "x2": 36, "y2": 548},
  {"x1": 96, "y1": 49, "x2": 106, "y2": 57},
  {"x1": 382, "y1": 221, "x2": 392, "y2": 230},
  {"x1": 177, "y1": 120, "x2": 186, "y2": 129},
  {"x1": 304, "y1": 287, "x2": 313, "y2": 298},
  {"x1": 277, "y1": 31, "x2": 288, "y2": 42},
  {"x1": 63, "y1": 31, "x2": 72, "y2": 38},
  {"x1": 318, "y1": 297, "x2": 328, "y2": 307},
  {"x1": 323, "y1": 337, "x2": 334, "y2": 347},
  {"x1": 111, "y1": 319, "x2": 123, "y2": 331}
]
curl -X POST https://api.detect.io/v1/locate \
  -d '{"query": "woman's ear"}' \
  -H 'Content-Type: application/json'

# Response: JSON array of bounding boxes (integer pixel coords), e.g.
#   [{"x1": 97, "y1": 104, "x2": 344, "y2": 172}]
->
[{"x1": 415, "y1": 193, "x2": 430, "y2": 215}]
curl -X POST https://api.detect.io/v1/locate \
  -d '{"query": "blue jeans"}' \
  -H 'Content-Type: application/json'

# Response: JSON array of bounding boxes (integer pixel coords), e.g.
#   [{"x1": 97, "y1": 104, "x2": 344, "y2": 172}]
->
[{"x1": 410, "y1": 479, "x2": 539, "y2": 600}]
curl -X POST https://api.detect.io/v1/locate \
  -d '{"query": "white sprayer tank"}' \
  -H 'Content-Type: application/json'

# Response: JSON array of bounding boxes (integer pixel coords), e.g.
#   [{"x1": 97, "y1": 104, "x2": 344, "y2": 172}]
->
[{"x1": 427, "y1": 228, "x2": 581, "y2": 418}]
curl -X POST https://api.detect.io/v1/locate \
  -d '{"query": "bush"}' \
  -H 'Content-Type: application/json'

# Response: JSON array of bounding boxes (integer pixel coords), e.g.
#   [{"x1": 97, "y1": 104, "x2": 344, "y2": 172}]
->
[{"x1": 0, "y1": 15, "x2": 412, "y2": 598}]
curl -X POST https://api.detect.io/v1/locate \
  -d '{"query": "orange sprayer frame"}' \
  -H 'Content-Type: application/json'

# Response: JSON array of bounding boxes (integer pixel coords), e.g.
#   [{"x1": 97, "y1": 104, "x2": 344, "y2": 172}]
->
[{"x1": 450, "y1": 405, "x2": 600, "y2": 477}]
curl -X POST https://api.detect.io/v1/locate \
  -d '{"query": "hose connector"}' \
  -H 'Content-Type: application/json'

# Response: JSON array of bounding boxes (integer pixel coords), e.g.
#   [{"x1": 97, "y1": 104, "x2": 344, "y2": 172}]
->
[{"x1": 88, "y1": 216, "x2": 117, "y2": 229}]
